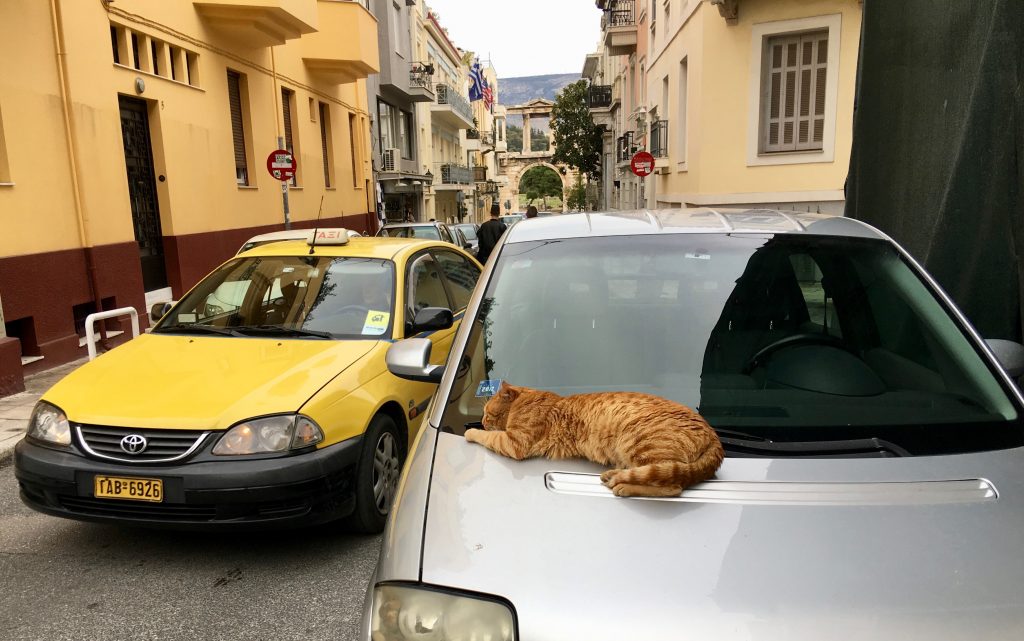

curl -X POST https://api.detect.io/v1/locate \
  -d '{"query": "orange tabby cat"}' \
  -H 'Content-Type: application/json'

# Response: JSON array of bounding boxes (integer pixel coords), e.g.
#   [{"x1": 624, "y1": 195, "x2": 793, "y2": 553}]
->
[{"x1": 465, "y1": 382, "x2": 724, "y2": 497}]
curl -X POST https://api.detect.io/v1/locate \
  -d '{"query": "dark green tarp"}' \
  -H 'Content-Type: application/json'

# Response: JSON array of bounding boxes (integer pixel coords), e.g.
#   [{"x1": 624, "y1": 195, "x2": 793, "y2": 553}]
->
[{"x1": 845, "y1": 0, "x2": 1024, "y2": 341}]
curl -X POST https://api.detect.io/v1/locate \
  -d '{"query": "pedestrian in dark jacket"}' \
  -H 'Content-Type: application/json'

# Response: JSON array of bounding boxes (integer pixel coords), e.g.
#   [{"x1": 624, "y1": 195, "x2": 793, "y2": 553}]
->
[{"x1": 476, "y1": 204, "x2": 507, "y2": 265}]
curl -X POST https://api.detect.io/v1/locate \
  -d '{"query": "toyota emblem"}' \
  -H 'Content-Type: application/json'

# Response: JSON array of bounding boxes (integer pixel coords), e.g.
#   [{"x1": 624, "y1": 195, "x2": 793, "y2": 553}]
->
[{"x1": 120, "y1": 434, "x2": 148, "y2": 455}]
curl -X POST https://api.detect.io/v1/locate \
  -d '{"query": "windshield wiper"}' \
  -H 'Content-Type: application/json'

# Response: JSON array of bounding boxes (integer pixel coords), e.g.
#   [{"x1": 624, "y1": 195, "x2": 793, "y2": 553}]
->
[
  {"x1": 154, "y1": 324, "x2": 245, "y2": 337},
  {"x1": 716, "y1": 430, "x2": 911, "y2": 458},
  {"x1": 233, "y1": 325, "x2": 333, "y2": 339}
]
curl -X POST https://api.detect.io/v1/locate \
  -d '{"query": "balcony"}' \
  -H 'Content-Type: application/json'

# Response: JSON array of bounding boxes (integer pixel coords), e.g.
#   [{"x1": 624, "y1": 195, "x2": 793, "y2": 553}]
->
[
  {"x1": 616, "y1": 131, "x2": 636, "y2": 164},
  {"x1": 650, "y1": 120, "x2": 669, "y2": 159},
  {"x1": 301, "y1": 0, "x2": 379, "y2": 84},
  {"x1": 438, "y1": 163, "x2": 473, "y2": 187},
  {"x1": 432, "y1": 84, "x2": 475, "y2": 129},
  {"x1": 600, "y1": 0, "x2": 637, "y2": 56},
  {"x1": 473, "y1": 166, "x2": 488, "y2": 182},
  {"x1": 589, "y1": 85, "x2": 612, "y2": 109},
  {"x1": 194, "y1": 0, "x2": 317, "y2": 48},
  {"x1": 405, "y1": 62, "x2": 436, "y2": 102}
]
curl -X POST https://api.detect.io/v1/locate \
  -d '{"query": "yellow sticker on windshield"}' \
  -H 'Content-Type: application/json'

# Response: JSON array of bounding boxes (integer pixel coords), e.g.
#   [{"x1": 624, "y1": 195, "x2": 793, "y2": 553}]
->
[{"x1": 362, "y1": 311, "x2": 391, "y2": 335}]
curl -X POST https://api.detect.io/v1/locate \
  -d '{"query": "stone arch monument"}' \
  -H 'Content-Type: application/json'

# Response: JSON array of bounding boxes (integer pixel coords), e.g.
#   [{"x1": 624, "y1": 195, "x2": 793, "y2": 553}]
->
[{"x1": 497, "y1": 99, "x2": 578, "y2": 212}]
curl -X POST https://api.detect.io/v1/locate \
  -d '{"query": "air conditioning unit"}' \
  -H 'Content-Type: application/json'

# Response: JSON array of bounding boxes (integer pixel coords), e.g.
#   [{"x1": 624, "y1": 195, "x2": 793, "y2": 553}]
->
[{"x1": 382, "y1": 148, "x2": 399, "y2": 172}]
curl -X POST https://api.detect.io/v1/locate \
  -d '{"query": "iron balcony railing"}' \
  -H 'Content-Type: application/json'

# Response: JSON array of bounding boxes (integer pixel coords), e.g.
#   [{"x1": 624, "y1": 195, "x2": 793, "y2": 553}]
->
[
  {"x1": 617, "y1": 131, "x2": 635, "y2": 163},
  {"x1": 650, "y1": 120, "x2": 669, "y2": 158},
  {"x1": 466, "y1": 129, "x2": 480, "y2": 140},
  {"x1": 441, "y1": 163, "x2": 473, "y2": 184},
  {"x1": 435, "y1": 84, "x2": 474, "y2": 123},
  {"x1": 410, "y1": 62, "x2": 434, "y2": 90},
  {"x1": 601, "y1": 0, "x2": 635, "y2": 29},
  {"x1": 473, "y1": 165, "x2": 488, "y2": 182},
  {"x1": 589, "y1": 84, "x2": 613, "y2": 108}
]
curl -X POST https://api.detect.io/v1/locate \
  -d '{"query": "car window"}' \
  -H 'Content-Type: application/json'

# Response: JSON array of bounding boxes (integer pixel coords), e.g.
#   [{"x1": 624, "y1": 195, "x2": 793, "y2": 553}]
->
[
  {"x1": 155, "y1": 256, "x2": 395, "y2": 339},
  {"x1": 407, "y1": 253, "x2": 450, "y2": 318},
  {"x1": 457, "y1": 225, "x2": 477, "y2": 241},
  {"x1": 381, "y1": 226, "x2": 441, "y2": 240},
  {"x1": 440, "y1": 226, "x2": 454, "y2": 243},
  {"x1": 438, "y1": 235, "x2": 1022, "y2": 456},
  {"x1": 434, "y1": 250, "x2": 481, "y2": 311}
]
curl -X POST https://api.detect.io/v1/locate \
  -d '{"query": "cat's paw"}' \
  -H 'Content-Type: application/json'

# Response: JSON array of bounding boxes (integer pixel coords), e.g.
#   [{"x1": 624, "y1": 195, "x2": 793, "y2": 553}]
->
[
  {"x1": 464, "y1": 429, "x2": 481, "y2": 443},
  {"x1": 600, "y1": 469, "x2": 624, "y2": 487}
]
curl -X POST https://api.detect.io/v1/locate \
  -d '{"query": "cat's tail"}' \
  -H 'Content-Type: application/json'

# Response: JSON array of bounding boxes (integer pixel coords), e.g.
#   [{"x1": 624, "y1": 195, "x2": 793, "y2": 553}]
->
[{"x1": 616, "y1": 442, "x2": 725, "y2": 490}]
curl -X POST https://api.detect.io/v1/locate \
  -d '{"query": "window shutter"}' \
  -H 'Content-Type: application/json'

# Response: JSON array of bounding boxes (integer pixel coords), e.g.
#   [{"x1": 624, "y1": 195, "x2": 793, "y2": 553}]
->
[
  {"x1": 761, "y1": 30, "x2": 828, "y2": 153},
  {"x1": 319, "y1": 102, "x2": 331, "y2": 188},
  {"x1": 282, "y1": 88, "x2": 296, "y2": 185},
  {"x1": 227, "y1": 71, "x2": 248, "y2": 184}
]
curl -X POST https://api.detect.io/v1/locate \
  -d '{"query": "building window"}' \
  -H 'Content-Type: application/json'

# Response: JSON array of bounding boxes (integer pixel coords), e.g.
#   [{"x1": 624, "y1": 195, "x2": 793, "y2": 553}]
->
[
  {"x1": 281, "y1": 87, "x2": 298, "y2": 186},
  {"x1": 319, "y1": 102, "x2": 333, "y2": 188},
  {"x1": 227, "y1": 70, "x2": 249, "y2": 185},
  {"x1": 760, "y1": 29, "x2": 829, "y2": 153},
  {"x1": 349, "y1": 113, "x2": 360, "y2": 188},
  {"x1": 150, "y1": 39, "x2": 160, "y2": 76},
  {"x1": 110, "y1": 26, "x2": 120, "y2": 65},
  {"x1": 131, "y1": 32, "x2": 141, "y2": 70}
]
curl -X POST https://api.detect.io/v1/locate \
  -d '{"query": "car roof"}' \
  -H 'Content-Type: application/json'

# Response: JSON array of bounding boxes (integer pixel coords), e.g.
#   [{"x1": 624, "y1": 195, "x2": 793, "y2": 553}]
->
[
  {"x1": 236, "y1": 236, "x2": 442, "y2": 260},
  {"x1": 382, "y1": 222, "x2": 445, "y2": 228},
  {"x1": 503, "y1": 208, "x2": 885, "y2": 243}
]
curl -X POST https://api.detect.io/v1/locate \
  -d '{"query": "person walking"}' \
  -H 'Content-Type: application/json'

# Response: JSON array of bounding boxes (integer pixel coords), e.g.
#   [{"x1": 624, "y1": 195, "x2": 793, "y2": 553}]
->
[{"x1": 476, "y1": 204, "x2": 507, "y2": 265}]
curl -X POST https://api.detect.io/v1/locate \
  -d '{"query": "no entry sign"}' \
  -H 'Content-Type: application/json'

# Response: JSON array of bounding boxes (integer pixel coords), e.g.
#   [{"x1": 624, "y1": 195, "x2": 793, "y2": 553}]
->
[
  {"x1": 267, "y1": 149, "x2": 296, "y2": 181},
  {"x1": 630, "y1": 151, "x2": 655, "y2": 177}
]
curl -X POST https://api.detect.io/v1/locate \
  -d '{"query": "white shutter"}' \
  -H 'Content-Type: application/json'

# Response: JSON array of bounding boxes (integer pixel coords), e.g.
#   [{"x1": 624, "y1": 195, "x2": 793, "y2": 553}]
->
[{"x1": 761, "y1": 30, "x2": 828, "y2": 153}]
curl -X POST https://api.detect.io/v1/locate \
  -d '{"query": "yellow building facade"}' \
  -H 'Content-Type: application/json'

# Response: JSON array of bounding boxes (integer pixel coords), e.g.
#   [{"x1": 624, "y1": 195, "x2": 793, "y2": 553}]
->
[
  {"x1": 0, "y1": 0, "x2": 378, "y2": 394},
  {"x1": 587, "y1": 0, "x2": 860, "y2": 214}
]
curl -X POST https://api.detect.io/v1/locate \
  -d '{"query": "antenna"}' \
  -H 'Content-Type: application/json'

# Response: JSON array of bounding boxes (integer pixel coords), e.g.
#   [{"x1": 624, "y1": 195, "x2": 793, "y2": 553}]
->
[{"x1": 308, "y1": 194, "x2": 325, "y2": 255}]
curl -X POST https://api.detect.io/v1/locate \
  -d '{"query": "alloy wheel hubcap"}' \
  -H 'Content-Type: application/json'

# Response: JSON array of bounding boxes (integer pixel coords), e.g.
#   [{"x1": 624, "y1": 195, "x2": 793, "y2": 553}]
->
[{"x1": 372, "y1": 432, "x2": 400, "y2": 515}]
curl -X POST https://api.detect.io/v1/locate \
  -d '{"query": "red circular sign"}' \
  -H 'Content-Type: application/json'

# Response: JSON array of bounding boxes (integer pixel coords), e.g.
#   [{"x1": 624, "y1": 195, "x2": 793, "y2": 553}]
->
[
  {"x1": 266, "y1": 149, "x2": 296, "y2": 181},
  {"x1": 630, "y1": 151, "x2": 655, "y2": 177}
]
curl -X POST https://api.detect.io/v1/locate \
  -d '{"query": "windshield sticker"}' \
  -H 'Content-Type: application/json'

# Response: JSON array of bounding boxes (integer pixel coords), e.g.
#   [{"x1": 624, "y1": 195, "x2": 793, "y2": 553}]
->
[
  {"x1": 178, "y1": 313, "x2": 196, "y2": 323},
  {"x1": 362, "y1": 311, "x2": 391, "y2": 335},
  {"x1": 476, "y1": 379, "x2": 501, "y2": 397}
]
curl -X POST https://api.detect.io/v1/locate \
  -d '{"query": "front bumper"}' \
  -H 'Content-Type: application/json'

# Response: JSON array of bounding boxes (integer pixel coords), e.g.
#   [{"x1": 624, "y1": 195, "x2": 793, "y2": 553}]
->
[{"x1": 14, "y1": 437, "x2": 361, "y2": 530}]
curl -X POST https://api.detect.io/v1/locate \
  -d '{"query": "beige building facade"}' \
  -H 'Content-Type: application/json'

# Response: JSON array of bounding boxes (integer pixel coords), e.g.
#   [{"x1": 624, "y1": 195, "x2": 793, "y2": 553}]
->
[
  {"x1": 0, "y1": 0, "x2": 378, "y2": 394},
  {"x1": 586, "y1": 0, "x2": 861, "y2": 214}
]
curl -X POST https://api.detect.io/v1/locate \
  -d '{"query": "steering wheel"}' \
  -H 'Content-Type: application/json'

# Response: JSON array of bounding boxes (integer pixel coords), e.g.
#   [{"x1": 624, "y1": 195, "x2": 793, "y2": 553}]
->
[{"x1": 743, "y1": 333, "x2": 853, "y2": 374}]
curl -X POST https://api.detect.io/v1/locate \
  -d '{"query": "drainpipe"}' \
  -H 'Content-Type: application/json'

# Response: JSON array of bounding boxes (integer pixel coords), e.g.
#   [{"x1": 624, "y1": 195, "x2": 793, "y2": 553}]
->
[{"x1": 50, "y1": 0, "x2": 106, "y2": 343}]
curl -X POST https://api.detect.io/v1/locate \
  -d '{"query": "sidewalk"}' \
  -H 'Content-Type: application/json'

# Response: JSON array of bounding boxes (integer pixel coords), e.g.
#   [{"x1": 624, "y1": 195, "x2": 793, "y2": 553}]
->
[{"x1": 0, "y1": 358, "x2": 88, "y2": 462}]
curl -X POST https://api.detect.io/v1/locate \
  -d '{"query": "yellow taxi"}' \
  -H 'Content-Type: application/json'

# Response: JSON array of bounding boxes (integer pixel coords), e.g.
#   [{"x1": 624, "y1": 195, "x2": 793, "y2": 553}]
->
[{"x1": 14, "y1": 230, "x2": 481, "y2": 532}]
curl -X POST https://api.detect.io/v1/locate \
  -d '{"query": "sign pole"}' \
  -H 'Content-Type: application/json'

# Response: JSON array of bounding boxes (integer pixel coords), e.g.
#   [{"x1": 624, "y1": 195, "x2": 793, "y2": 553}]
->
[{"x1": 278, "y1": 136, "x2": 291, "y2": 230}]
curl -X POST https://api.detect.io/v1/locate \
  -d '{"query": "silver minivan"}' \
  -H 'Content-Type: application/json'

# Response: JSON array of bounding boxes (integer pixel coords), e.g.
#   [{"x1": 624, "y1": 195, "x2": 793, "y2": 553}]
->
[{"x1": 362, "y1": 209, "x2": 1024, "y2": 640}]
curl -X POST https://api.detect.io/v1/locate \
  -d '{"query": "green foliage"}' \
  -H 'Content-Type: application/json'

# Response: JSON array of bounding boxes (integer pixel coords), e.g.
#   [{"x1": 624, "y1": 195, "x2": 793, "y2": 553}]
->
[
  {"x1": 506, "y1": 124, "x2": 523, "y2": 153},
  {"x1": 566, "y1": 176, "x2": 588, "y2": 211},
  {"x1": 530, "y1": 128, "x2": 549, "y2": 152},
  {"x1": 519, "y1": 166, "x2": 562, "y2": 206},
  {"x1": 550, "y1": 80, "x2": 602, "y2": 180}
]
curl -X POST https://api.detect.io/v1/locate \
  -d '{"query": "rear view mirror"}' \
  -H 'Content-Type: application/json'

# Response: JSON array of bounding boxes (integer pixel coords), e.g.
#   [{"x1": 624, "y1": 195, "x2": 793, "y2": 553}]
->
[
  {"x1": 150, "y1": 302, "x2": 173, "y2": 323},
  {"x1": 409, "y1": 307, "x2": 454, "y2": 335},
  {"x1": 986, "y1": 339, "x2": 1024, "y2": 378},
  {"x1": 386, "y1": 338, "x2": 445, "y2": 383}
]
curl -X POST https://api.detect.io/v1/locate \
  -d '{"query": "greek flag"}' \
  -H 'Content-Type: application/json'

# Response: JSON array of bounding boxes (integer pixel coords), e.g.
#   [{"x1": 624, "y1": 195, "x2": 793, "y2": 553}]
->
[{"x1": 468, "y1": 59, "x2": 484, "y2": 102}]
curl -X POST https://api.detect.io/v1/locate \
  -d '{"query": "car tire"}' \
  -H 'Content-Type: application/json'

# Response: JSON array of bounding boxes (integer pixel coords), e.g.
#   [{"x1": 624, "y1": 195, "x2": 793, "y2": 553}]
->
[{"x1": 347, "y1": 413, "x2": 404, "y2": 534}]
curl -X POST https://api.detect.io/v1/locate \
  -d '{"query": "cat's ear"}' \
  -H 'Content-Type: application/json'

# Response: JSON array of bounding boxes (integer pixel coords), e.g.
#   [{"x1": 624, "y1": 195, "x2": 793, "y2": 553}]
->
[{"x1": 499, "y1": 381, "x2": 520, "y2": 399}]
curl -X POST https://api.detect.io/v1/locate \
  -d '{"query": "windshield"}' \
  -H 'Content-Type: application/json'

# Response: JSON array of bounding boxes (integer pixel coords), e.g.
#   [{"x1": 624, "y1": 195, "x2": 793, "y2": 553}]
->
[
  {"x1": 155, "y1": 256, "x2": 395, "y2": 339},
  {"x1": 439, "y1": 235, "x2": 1022, "y2": 455},
  {"x1": 456, "y1": 225, "x2": 478, "y2": 240},
  {"x1": 380, "y1": 226, "x2": 440, "y2": 240}
]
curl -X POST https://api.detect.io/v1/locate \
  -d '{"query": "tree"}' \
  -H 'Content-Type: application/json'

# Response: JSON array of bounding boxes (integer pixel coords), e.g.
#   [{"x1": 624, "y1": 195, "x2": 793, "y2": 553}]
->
[
  {"x1": 566, "y1": 176, "x2": 588, "y2": 211},
  {"x1": 550, "y1": 80, "x2": 602, "y2": 180},
  {"x1": 519, "y1": 166, "x2": 562, "y2": 206},
  {"x1": 530, "y1": 128, "x2": 549, "y2": 152}
]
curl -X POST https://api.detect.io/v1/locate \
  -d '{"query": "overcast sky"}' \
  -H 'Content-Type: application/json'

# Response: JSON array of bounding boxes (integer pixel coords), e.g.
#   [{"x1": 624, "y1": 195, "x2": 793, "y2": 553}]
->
[{"x1": 424, "y1": 0, "x2": 600, "y2": 78}]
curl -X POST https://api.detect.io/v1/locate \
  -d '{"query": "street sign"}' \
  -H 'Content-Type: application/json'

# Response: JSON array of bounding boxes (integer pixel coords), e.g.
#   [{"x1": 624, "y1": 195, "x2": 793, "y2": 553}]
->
[
  {"x1": 266, "y1": 149, "x2": 296, "y2": 182},
  {"x1": 630, "y1": 151, "x2": 655, "y2": 177}
]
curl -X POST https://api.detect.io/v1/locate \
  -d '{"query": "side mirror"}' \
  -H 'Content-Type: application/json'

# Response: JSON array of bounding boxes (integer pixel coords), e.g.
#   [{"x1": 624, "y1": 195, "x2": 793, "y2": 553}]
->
[
  {"x1": 386, "y1": 338, "x2": 445, "y2": 383},
  {"x1": 986, "y1": 339, "x2": 1024, "y2": 378},
  {"x1": 150, "y1": 302, "x2": 173, "y2": 323},
  {"x1": 408, "y1": 307, "x2": 454, "y2": 336}
]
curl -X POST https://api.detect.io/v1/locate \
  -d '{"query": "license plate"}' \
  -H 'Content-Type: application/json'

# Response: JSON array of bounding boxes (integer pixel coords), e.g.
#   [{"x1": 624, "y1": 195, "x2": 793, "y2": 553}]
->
[{"x1": 94, "y1": 476, "x2": 164, "y2": 502}]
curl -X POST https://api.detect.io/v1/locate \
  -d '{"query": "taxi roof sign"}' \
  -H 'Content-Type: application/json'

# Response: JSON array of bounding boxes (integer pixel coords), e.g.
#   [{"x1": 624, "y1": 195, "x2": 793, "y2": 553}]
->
[{"x1": 307, "y1": 228, "x2": 351, "y2": 246}]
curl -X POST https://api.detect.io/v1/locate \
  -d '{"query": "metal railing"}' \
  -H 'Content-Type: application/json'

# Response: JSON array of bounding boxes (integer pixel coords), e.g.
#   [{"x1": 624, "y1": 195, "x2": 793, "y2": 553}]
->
[
  {"x1": 601, "y1": 0, "x2": 635, "y2": 29},
  {"x1": 589, "y1": 84, "x2": 613, "y2": 108},
  {"x1": 616, "y1": 131, "x2": 635, "y2": 163},
  {"x1": 435, "y1": 84, "x2": 475, "y2": 123},
  {"x1": 85, "y1": 307, "x2": 139, "y2": 361},
  {"x1": 441, "y1": 163, "x2": 473, "y2": 184},
  {"x1": 473, "y1": 165, "x2": 488, "y2": 182},
  {"x1": 650, "y1": 120, "x2": 669, "y2": 158},
  {"x1": 410, "y1": 62, "x2": 434, "y2": 90}
]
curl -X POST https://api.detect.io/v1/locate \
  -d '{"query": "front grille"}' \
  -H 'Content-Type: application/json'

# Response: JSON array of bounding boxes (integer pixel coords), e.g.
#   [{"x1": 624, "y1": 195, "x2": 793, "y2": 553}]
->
[
  {"x1": 77, "y1": 425, "x2": 209, "y2": 463},
  {"x1": 60, "y1": 496, "x2": 218, "y2": 521}
]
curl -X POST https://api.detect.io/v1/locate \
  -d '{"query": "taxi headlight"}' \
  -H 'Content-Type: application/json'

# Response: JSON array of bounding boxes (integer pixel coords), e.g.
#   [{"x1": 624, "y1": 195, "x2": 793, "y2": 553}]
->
[
  {"x1": 212, "y1": 415, "x2": 323, "y2": 455},
  {"x1": 27, "y1": 402, "x2": 72, "y2": 447},
  {"x1": 372, "y1": 584, "x2": 516, "y2": 641}
]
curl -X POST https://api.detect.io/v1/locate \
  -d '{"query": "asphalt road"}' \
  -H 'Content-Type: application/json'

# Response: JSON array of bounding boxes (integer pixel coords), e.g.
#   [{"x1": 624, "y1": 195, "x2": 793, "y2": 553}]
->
[{"x1": 0, "y1": 456, "x2": 381, "y2": 641}]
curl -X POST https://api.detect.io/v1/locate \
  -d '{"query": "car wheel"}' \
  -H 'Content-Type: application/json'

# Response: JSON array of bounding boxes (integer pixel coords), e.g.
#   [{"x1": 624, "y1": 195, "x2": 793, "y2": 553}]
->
[{"x1": 348, "y1": 413, "x2": 404, "y2": 534}]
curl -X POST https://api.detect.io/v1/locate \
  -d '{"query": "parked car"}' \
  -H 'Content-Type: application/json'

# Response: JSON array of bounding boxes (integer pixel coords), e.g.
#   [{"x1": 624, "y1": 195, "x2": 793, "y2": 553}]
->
[
  {"x1": 236, "y1": 228, "x2": 362, "y2": 254},
  {"x1": 500, "y1": 213, "x2": 524, "y2": 226},
  {"x1": 377, "y1": 221, "x2": 458, "y2": 246},
  {"x1": 451, "y1": 223, "x2": 480, "y2": 256},
  {"x1": 15, "y1": 231, "x2": 481, "y2": 531},
  {"x1": 364, "y1": 209, "x2": 1024, "y2": 640}
]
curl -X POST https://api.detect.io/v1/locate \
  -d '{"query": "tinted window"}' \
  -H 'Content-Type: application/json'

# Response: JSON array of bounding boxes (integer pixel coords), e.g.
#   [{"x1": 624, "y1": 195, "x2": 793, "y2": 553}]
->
[
  {"x1": 439, "y1": 235, "x2": 1021, "y2": 455},
  {"x1": 455, "y1": 225, "x2": 478, "y2": 241},
  {"x1": 434, "y1": 250, "x2": 481, "y2": 310}
]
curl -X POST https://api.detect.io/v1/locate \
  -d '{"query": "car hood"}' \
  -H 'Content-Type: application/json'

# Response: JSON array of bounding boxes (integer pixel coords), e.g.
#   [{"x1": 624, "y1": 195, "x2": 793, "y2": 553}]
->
[
  {"x1": 423, "y1": 431, "x2": 1024, "y2": 640},
  {"x1": 43, "y1": 333, "x2": 379, "y2": 430}
]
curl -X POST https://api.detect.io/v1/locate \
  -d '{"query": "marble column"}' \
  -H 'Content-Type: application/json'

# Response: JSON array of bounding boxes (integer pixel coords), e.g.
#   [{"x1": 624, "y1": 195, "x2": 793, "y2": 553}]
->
[{"x1": 522, "y1": 114, "x2": 531, "y2": 153}]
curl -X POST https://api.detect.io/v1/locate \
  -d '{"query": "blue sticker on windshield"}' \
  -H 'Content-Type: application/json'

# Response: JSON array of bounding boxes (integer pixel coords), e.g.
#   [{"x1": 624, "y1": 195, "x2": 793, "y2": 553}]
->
[{"x1": 476, "y1": 379, "x2": 501, "y2": 397}]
